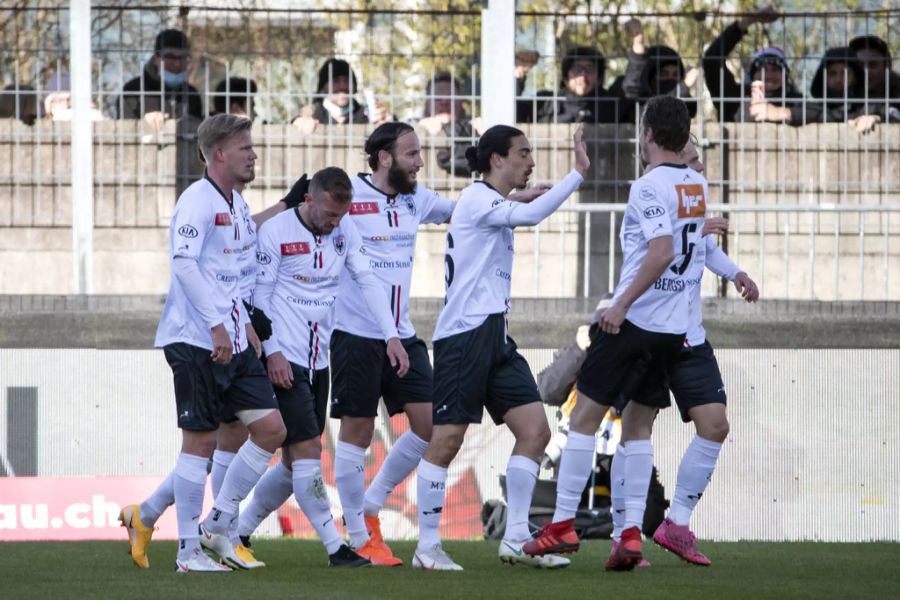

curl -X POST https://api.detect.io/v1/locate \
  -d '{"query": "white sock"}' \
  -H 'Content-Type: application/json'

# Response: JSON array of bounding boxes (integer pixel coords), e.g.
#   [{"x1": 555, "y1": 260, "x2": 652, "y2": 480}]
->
[
  {"x1": 140, "y1": 472, "x2": 174, "y2": 527},
  {"x1": 334, "y1": 441, "x2": 369, "y2": 548},
  {"x1": 210, "y1": 450, "x2": 236, "y2": 499},
  {"x1": 552, "y1": 431, "x2": 595, "y2": 523},
  {"x1": 364, "y1": 430, "x2": 428, "y2": 516},
  {"x1": 623, "y1": 439, "x2": 653, "y2": 531},
  {"x1": 292, "y1": 459, "x2": 343, "y2": 555},
  {"x1": 610, "y1": 444, "x2": 626, "y2": 541},
  {"x1": 206, "y1": 440, "x2": 272, "y2": 534},
  {"x1": 238, "y1": 461, "x2": 293, "y2": 538},
  {"x1": 173, "y1": 453, "x2": 208, "y2": 559},
  {"x1": 503, "y1": 455, "x2": 539, "y2": 542},
  {"x1": 416, "y1": 460, "x2": 447, "y2": 551},
  {"x1": 668, "y1": 436, "x2": 722, "y2": 526}
]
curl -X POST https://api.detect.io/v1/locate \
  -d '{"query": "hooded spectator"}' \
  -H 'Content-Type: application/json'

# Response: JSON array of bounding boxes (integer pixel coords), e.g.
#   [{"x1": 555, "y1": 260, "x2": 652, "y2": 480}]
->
[
  {"x1": 536, "y1": 46, "x2": 617, "y2": 123},
  {"x1": 211, "y1": 76, "x2": 257, "y2": 119},
  {"x1": 703, "y1": 6, "x2": 803, "y2": 122},
  {"x1": 849, "y1": 35, "x2": 900, "y2": 106}
]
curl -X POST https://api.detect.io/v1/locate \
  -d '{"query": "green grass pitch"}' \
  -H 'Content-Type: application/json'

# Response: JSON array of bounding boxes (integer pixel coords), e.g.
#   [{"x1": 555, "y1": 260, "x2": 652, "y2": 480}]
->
[{"x1": 3, "y1": 539, "x2": 898, "y2": 599}]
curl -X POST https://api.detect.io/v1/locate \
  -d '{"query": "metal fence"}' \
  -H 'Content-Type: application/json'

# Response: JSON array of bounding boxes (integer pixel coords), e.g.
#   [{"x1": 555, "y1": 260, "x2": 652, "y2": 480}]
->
[{"x1": 1, "y1": 3, "x2": 898, "y2": 298}]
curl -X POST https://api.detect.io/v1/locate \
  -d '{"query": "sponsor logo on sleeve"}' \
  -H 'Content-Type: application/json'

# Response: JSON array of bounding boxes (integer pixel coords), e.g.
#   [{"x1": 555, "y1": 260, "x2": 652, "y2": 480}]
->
[
  {"x1": 281, "y1": 242, "x2": 311, "y2": 256},
  {"x1": 639, "y1": 185, "x2": 657, "y2": 202},
  {"x1": 177, "y1": 224, "x2": 198, "y2": 238},
  {"x1": 643, "y1": 205, "x2": 666, "y2": 219},
  {"x1": 214, "y1": 212, "x2": 233, "y2": 226},
  {"x1": 675, "y1": 184, "x2": 706, "y2": 218},
  {"x1": 256, "y1": 252, "x2": 271, "y2": 265},
  {"x1": 491, "y1": 198, "x2": 504, "y2": 208},
  {"x1": 349, "y1": 201, "x2": 380, "y2": 215}
]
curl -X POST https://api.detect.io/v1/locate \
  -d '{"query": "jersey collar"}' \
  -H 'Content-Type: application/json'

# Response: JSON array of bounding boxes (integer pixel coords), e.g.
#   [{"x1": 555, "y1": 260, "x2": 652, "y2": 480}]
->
[
  {"x1": 294, "y1": 206, "x2": 322, "y2": 238},
  {"x1": 656, "y1": 163, "x2": 688, "y2": 170},
  {"x1": 357, "y1": 172, "x2": 398, "y2": 202},
  {"x1": 204, "y1": 173, "x2": 235, "y2": 208}
]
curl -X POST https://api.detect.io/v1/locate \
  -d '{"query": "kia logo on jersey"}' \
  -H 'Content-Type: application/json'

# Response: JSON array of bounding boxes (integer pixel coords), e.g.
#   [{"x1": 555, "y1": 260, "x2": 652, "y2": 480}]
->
[
  {"x1": 675, "y1": 184, "x2": 706, "y2": 218},
  {"x1": 256, "y1": 252, "x2": 271, "y2": 265},
  {"x1": 349, "y1": 201, "x2": 379, "y2": 215},
  {"x1": 177, "y1": 224, "x2": 198, "y2": 238},
  {"x1": 215, "y1": 212, "x2": 233, "y2": 226},
  {"x1": 333, "y1": 235, "x2": 346, "y2": 255},
  {"x1": 643, "y1": 205, "x2": 666, "y2": 218},
  {"x1": 281, "y1": 242, "x2": 311, "y2": 256}
]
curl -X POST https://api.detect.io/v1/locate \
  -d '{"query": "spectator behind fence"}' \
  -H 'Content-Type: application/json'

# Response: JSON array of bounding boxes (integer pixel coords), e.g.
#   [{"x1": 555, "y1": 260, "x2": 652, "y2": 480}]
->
[
  {"x1": 418, "y1": 72, "x2": 479, "y2": 177},
  {"x1": 849, "y1": 35, "x2": 900, "y2": 107},
  {"x1": 0, "y1": 85, "x2": 38, "y2": 126},
  {"x1": 211, "y1": 76, "x2": 257, "y2": 119},
  {"x1": 117, "y1": 28, "x2": 202, "y2": 129},
  {"x1": 536, "y1": 46, "x2": 617, "y2": 123},
  {"x1": 703, "y1": 6, "x2": 803, "y2": 122},
  {"x1": 514, "y1": 49, "x2": 542, "y2": 122},
  {"x1": 293, "y1": 58, "x2": 388, "y2": 135},
  {"x1": 611, "y1": 19, "x2": 698, "y2": 123},
  {"x1": 750, "y1": 46, "x2": 892, "y2": 133},
  {"x1": 43, "y1": 71, "x2": 105, "y2": 122}
]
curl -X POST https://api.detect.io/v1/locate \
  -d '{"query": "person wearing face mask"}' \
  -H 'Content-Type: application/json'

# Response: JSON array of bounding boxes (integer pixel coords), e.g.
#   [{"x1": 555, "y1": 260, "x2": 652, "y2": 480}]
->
[
  {"x1": 611, "y1": 19, "x2": 698, "y2": 124},
  {"x1": 117, "y1": 29, "x2": 202, "y2": 128},
  {"x1": 703, "y1": 5, "x2": 803, "y2": 122}
]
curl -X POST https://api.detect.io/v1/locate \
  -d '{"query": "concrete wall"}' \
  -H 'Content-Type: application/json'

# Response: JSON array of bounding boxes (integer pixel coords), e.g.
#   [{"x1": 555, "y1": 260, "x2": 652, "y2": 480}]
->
[{"x1": 2, "y1": 121, "x2": 898, "y2": 298}]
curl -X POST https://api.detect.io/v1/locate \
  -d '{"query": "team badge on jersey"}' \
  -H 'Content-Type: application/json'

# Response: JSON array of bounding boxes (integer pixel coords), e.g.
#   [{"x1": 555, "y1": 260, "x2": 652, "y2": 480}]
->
[
  {"x1": 405, "y1": 197, "x2": 417, "y2": 216},
  {"x1": 675, "y1": 184, "x2": 706, "y2": 218},
  {"x1": 333, "y1": 234, "x2": 346, "y2": 255}
]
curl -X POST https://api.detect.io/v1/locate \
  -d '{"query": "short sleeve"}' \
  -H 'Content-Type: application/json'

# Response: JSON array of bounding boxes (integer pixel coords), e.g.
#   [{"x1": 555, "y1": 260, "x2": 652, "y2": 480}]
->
[
  {"x1": 630, "y1": 181, "x2": 672, "y2": 241},
  {"x1": 420, "y1": 190, "x2": 455, "y2": 225}
]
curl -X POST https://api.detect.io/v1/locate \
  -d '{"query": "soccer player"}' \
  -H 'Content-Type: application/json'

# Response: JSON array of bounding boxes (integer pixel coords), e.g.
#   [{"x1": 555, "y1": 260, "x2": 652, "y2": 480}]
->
[
  {"x1": 329, "y1": 122, "x2": 457, "y2": 566},
  {"x1": 523, "y1": 96, "x2": 702, "y2": 569},
  {"x1": 247, "y1": 166, "x2": 410, "y2": 567},
  {"x1": 412, "y1": 124, "x2": 590, "y2": 571},
  {"x1": 606, "y1": 140, "x2": 759, "y2": 569},
  {"x1": 120, "y1": 114, "x2": 287, "y2": 572}
]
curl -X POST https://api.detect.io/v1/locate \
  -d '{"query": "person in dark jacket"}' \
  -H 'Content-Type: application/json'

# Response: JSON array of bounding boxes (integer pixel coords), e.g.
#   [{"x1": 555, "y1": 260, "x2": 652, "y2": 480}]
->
[
  {"x1": 536, "y1": 46, "x2": 618, "y2": 124},
  {"x1": 750, "y1": 46, "x2": 893, "y2": 132},
  {"x1": 293, "y1": 58, "x2": 389, "y2": 134},
  {"x1": 610, "y1": 19, "x2": 697, "y2": 123},
  {"x1": 117, "y1": 29, "x2": 202, "y2": 128},
  {"x1": 849, "y1": 35, "x2": 900, "y2": 107},
  {"x1": 418, "y1": 72, "x2": 476, "y2": 177},
  {"x1": 703, "y1": 6, "x2": 803, "y2": 122}
]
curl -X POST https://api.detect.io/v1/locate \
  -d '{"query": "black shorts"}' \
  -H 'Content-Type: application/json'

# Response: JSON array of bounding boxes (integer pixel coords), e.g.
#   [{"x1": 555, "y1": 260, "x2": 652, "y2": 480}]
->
[
  {"x1": 635, "y1": 341, "x2": 727, "y2": 422},
  {"x1": 432, "y1": 313, "x2": 542, "y2": 426},
  {"x1": 163, "y1": 343, "x2": 277, "y2": 432},
  {"x1": 329, "y1": 330, "x2": 433, "y2": 419},
  {"x1": 576, "y1": 320, "x2": 684, "y2": 410},
  {"x1": 274, "y1": 362, "x2": 330, "y2": 444}
]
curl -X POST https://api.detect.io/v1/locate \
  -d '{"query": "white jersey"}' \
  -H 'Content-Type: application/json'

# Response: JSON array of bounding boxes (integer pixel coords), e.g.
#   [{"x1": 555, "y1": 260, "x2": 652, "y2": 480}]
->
[
  {"x1": 434, "y1": 171, "x2": 584, "y2": 341},
  {"x1": 236, "y1": 194, "x2": 258, "y2": 303},
  {"x1": 155, "y1": 177, "x2": 254, "y2": 352},
  {"x1": 333, "y1": 174, "x2": 454, "y2": 339},
  {"x1": 684, "y1": 236, "x2": 742, "y2": 347},
  {"x1": 254, "y1": 208, "x2": 397, "y2": 370},
  {"x1": 613, "y1": 164, "x2": 707, "y2": 335}
]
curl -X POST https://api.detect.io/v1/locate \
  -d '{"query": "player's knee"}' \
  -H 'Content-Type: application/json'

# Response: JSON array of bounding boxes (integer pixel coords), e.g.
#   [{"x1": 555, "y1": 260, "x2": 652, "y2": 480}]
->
[
  {"x1": 339, "y1": 417, "x2": 375, "y2": 447},
  {"x1": 699, "y1": 417, "x2": 729, "y2": 443},
  {"x1": 533, "y1": 423, "x2": 552, "y2": 451},
  {"x1": 247, "y1": 411, "x2": 286, "y2": 451}
]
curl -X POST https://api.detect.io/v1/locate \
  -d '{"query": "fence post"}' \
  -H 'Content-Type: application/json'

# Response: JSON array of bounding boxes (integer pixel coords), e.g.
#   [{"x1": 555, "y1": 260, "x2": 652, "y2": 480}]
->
[
  {"x1": 479, "y1": 0, "x2": 515, "y2": 127},
  {"x1": 70, "y1": 0, "x2": 94, "y2": 294}
]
